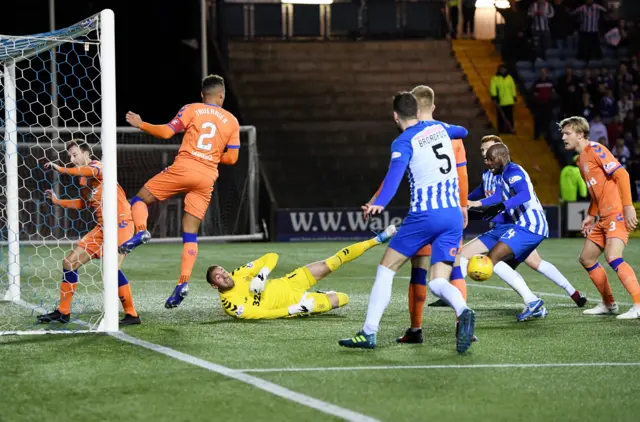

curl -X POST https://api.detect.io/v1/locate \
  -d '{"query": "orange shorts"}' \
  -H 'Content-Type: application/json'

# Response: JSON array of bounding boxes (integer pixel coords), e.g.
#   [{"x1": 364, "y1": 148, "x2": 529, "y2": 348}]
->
[
  {"x1": 416, "y1": 239, "x2": 463, "y2": 257},
  {"x1": 587, "y1": 212, "x2": 629, "y2": 248},
  {"x1": 78, "y1": 219, "x2": 134, "y2": 259},
  {"x1": 144, "y1": 164, "x2": 214, "y2": 220}
]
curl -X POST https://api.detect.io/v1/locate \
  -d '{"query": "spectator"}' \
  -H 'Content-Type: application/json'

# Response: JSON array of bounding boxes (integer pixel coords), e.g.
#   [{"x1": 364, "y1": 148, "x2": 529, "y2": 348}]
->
[
  {"x1": 551, "y1": 0, "x2": 576, "y2": 50},
  {"x1": 597, "y1": 67, "x2": 614, "y2": 90},
  {"x1": 490, "y1": 64, "x2": 517, "y2": 133},
  {"x1": 448, "y1": 0, "x2": 459, "y2": 39},
  {"x1": 623, "y1": 110, "x2": 638, "y2": 139},
  {"x1": 618, "y1": 93, "x2": 634, "y2": 121},
  {"x1": 528, "y1": 0, "x2": 555, "y2": 59},
  {"x1": 616, "y1": 63, "x2": 636, "y2": 99},
  {"x1": 582, "y1": 69, "x2": 599, "y2": 100},
  {"x1": 629, "y1": 143, "x2": 640, "y2": 200},
  {"x1": 598, "y1": 136, "x2": 608, "y2": 145},
  {"x1": 607, "y1": 115, "x2": 624, "y2": 147},
  {"x1": 572, "y1": 0, "x2": 608, "y2": 61},
  {"x1": 589, "y1": 114, "x2": 608, "y2": 143},
  {"x1": 560, "y1": 155, "x2": 588, "y2": 202},
  {"x1": 558, "y1": 67, "x2": 584, "y2": 116},
  {"x1": 582, "y1": 91, "x2": 596, "y2": 121},
  {"x1": 611, "y1": 137, "x2": 631, "y2": 168},
  {"x1": 532, "y1": 67, "x2": 556, "y2": 140},
  {"x1": 499, "y1": 1, "x2": 532, "y2": 61},
  {"x1": 599, "y1": 88, "x2": 617, "y2": 123},
  {"x1": 461, "y1": 0, "x2": 476, "y2": 39}
]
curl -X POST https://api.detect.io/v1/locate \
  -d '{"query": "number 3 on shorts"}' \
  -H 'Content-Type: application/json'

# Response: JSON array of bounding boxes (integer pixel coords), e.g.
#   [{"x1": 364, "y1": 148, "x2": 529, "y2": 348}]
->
[
  {"x1": 609, "y1": 221, "x2": 616, "y2": 232},
  {"x1": 197, "y1": 122, "x2": 217, "y2": 151}
]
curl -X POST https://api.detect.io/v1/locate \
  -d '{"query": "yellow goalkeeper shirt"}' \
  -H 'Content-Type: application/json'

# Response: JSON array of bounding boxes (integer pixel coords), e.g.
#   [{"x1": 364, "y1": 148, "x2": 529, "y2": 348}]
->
[{"x1": 219, "y1": 253, "x2": 298, "y2": 320}]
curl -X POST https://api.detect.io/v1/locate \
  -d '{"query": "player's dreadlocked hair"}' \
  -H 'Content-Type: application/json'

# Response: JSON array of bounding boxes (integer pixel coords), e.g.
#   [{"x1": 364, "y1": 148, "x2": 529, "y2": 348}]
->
[
  {"x1": 392, "y1": 91, "x2": 418, "y2": 120},
  {"x1": 202, "y1": 74, "x2": 225, "y2": 95}
]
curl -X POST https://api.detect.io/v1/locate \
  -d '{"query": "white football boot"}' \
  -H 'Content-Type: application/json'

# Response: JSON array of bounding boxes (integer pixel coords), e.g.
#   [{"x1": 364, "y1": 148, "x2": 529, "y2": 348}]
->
[
  {"x1": 583, "y1": 302, "x2": 619, "y2": 315},
  {"x1": 616, "y1": 305, "x2": 640, "y2": 320}
]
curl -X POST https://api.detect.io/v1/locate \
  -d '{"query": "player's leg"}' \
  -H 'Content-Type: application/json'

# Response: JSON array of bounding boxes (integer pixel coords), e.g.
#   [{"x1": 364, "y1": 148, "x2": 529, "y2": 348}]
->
[
  {"x1": 37, "y1": 244, "x2": 93, "y2": 323},
  {"x1": 165, "y1": 212, "x2": 202, "y2": 309},
  {"x1": 117, "y1": 254, "x2": 141, "y2": 325},
  {"x1": 120, "y1": 167, "x2": 186, "y2": 254},
  {"x1": 309, "y1": 225, "x2": 397, "y2": 281},
  {"x1": 489, "y1": 228, "x2": 545, "y2": 321},
  {"x1": 603, "y1": 236, "x2": 640, "y2": 319},
  {"x1": 304, "y1": 292, "x2": 349, "y2": 315},
  {"x1": 458, "y1": 230, "x2": 496, "y2": 278},
  {"x1": 525, "y1": 249, "x2": 586, "y2": 307},
  {"x1": 397, "y1": 254, "x2": 429, "y2": 344},
  {"x1": 430, "y1": 230, "x2": 475, "y2": 354},
  {"x1": 579, "y1": 226, "x2": 619, "y2": 315}
]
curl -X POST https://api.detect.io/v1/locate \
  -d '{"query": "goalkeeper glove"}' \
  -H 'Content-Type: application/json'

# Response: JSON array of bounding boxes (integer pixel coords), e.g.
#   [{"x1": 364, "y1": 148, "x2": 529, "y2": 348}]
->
[
  {"x1": 249, "y1": 267, "x2": 271, "y2": 294},
  {"x1": 482, "y1": 203, "x2": 505, "y2": 221},
  {"x1": 287, "y1": 293, "x2": 314, "y2": 316}
]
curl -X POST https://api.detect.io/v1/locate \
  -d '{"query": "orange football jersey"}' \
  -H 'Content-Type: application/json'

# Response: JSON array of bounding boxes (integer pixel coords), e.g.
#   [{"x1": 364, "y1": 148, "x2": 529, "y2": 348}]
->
[
  {"x1": 578, "y1": 142, "x2": 623, "y2": 218},
  {"x1": 78, "y1": 161, "x2": 132, "y2": 225},
  {"x1": 167, "y1": 103, "x2": 240, "y2": 180}
]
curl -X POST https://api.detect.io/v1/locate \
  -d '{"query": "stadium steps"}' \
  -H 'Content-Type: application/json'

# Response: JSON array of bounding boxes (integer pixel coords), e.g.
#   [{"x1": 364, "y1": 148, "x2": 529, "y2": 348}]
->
[
  {"x1": 452, "y1": 39, "x2": 560, "y2": 205},
  {"x1": 229, "y1": 40, "x2": 493, "y2": 207}
]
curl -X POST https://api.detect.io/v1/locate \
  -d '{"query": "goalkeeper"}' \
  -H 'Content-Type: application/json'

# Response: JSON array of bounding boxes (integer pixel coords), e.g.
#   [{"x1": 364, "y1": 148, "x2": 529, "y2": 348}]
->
[{"x1": 206, "y1": 226, "x2": 396, "y2": 319}]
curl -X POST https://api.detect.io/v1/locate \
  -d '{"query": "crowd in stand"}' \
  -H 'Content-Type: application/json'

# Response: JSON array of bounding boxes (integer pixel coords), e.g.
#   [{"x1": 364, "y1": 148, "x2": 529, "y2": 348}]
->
[{"x1": 498, "y1": 0, "x2": 640, "y2": 200}]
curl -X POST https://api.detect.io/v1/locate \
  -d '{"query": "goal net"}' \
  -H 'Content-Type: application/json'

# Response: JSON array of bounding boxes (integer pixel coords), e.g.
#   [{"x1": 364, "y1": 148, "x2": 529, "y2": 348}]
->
[{"x1": 0, "y1": 11, "x2": 120, "y2": 334}]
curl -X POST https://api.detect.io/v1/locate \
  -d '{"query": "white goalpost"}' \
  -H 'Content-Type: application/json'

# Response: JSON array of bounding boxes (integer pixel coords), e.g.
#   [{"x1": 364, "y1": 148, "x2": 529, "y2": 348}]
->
[
  {"x1": 0, "y1": 10, "x2": 119, "y2": 334},
  {"x1": 1, "y1": 11, "x2": 262, "y2": 335}
]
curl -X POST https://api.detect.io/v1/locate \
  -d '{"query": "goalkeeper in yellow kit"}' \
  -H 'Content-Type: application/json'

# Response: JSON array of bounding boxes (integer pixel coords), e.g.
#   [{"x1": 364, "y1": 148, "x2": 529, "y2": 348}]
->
[{"x1": 205, "y1": 225, "x2": 397, "y2": 319}]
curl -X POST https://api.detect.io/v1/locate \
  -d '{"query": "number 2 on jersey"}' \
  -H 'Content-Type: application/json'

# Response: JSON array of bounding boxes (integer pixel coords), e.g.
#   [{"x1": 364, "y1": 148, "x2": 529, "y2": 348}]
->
[
  {"x1": 432, "y1": 143, "x2": 452, "y2": 175},
  {"x1": 196, "y1": 122, "x2": 217, "y2": 151}
]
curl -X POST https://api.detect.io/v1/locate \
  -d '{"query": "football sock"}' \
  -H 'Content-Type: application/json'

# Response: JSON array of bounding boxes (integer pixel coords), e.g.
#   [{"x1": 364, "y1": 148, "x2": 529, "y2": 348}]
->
[
  {"x1": 336, "y1": 292, "x2": 349, "y2": 307},
  {"x1": 363, "y1": 265, "x2": 395, "y2": 335},
  {"x1": 118, "y1": 270, "x2": 138, "y2": 317},
  {"x1": 537, "y1": 260, "x2": 576, "y2": 296},
  {"x1": 608, "y1": 258, "x2": 640, "y2": 305},
  {"x1": 494, "y1": 262, "x2": 538, "y2": 304},
  {"x1": 131, "y1": 196, "x2": 148, "y2": 233},
  {"x1": 428, "y1": 277, "x2": 467, "y2": 317},
  {"x1": 459, "y1": 256, "x2": 469, "y2": 279},
  {"x1": 450, "y1": 265, "x2": 467, "y2": 300},
  {"x1": 58, "y1": 269, "x2": 78, "y2": 315},
  {"x1": 325, "y1": 238, "x2": 378, "y2": 272},
  {"x1": 583, "y1": 262, "x2": 615, "y2": 305},
  {"x1": 179, "y1": 232, "x2": 198, "y2": 285},
  {"x1": 408, "y1": 268, "x2": 427, "y2": 329}
]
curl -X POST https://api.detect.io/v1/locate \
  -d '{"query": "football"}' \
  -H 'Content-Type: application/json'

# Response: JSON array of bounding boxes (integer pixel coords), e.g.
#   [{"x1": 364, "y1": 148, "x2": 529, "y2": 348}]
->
[{"x1": 467, "y1": 255, "x2": 493, "y2": 281}]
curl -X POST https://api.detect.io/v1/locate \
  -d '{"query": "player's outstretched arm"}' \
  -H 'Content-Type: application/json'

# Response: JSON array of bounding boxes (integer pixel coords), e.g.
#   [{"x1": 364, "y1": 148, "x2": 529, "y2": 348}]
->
[
  {"x1": 45, "y1": 190, "x2": 86, "y2": 209},
  {"x1": 126, "y1": 111, "x2": 175, "y2": 140},
  {"x1": 247, "y1": 253, "x2": 279, "y2": 278},
  {"x1": 468, "y1": 183, "x2": 485, "y2": 201}
]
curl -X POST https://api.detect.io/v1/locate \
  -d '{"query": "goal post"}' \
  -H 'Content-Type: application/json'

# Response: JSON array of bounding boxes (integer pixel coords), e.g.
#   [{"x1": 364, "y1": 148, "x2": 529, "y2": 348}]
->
[{"x1": 0, "y1": 10, "x2": 119, "y2": 334}]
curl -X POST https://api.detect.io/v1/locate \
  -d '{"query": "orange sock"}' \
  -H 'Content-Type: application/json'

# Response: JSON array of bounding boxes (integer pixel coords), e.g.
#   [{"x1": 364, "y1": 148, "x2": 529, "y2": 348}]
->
[
  {"x1": 584, "y1": 262, "x2": 615, "y2": 305},
  {"x1": 58, "y1": 270, "x2": 78, "y2": 315},
  {"x1": 179, "y1": 233, "x2": 198, "y2": 284},
  {"x1": 118, "y1": 270, "x2": 138, "y2": 317},
  {"x1": 451, "y1": 265, "x2": 467, "y2": 301},
  {"x1": 409, "y1": 268, "x2": 427, "y2": 329},
  {"x1": 609, "y1": 258, "x2": 640, "y2": 305},
  {"x1": 131, "y1": 198, "x2": 148, "y2": 232}
]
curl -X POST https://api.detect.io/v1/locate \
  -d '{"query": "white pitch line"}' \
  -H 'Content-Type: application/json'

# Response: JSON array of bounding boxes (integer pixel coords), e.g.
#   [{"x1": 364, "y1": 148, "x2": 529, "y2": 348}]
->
[
  {"x1": 239, "y1": 362, "x2": 640, "y2": 374},
  {"x1": 110, "y1": 331, "x2": 380, "y2": 422}
]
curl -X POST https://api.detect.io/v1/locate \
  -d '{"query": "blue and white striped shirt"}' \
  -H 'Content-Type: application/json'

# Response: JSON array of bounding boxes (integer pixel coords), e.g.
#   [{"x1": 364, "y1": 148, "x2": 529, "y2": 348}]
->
[
  {"x1": 374, "y1": 120, "x2": 467, "y2": 214},
  {"x1": 572, "y1": 4, "x2": 607, "y2": 33},
  {"x1": 480, "y1": 162, "x2": 548, "y2": 237}
]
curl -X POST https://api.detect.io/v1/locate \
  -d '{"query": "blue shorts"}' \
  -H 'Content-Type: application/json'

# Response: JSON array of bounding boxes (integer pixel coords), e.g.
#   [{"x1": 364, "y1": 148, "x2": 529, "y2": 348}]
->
[
  {"x1": 477, "y1": 224, "x2": 512, "y2": 251},
  {"x1": 499, "y1": 225, "x2": 546, "y2": 262},
  {"x1": 388, "y1": 208, "x2": 463, "y2": 265}
]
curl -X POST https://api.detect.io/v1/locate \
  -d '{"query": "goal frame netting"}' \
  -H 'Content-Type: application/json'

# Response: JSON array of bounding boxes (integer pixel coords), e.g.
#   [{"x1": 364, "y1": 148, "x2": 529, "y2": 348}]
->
[{"x1": 1, "y1": 10, "x2": 119, "y2": 335}]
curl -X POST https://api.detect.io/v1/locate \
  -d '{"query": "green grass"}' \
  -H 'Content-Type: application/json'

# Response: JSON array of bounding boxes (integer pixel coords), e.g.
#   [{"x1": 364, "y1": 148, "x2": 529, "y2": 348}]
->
[{"x1": 1, "y1": 239, "x2": 639, "y2": 421}]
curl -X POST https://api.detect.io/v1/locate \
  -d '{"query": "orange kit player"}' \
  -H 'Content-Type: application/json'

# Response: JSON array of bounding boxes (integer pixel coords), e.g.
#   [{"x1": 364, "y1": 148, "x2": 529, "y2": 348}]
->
[
  {"x1": 37, "y1": 140, "x2": 140, "y2": 326},
  {"x1": 119, "y1": 75, "x2": 240, "y2": 309},
  {"x1": 363, "y1": 85, "x2": 470, "y2": 344},
  {"x1": 561, "y1": 116, "x2": 640, "y2": 319}
]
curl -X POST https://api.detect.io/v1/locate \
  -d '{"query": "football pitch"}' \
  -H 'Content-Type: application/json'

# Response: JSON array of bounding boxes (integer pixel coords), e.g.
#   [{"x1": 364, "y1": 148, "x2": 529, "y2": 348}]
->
[{"x1": 1, "y1": 239, "x2": 639, "y2": 422}]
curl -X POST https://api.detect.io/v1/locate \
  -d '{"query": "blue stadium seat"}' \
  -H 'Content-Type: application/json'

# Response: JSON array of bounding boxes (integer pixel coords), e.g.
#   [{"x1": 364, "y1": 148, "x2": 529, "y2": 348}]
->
[
  {"x1": 567, "y1": 58, "x2": 586, "y2": 69},
  {"x1": 563, "y1": 49, "x2": 578, "y2": 59},
  {"x1": 524, "y1": 81, "x2": 535, "y2": 91},
  {"x1": 552, "y1": 68, "x2": 566, "y2": 80},
  {"x1": 573, "y1": 69, "x2": 585, "y2": 78},
  {"x1": 602, "y1": 47, "x2": 615, "y2": 58},
  {"x1": 546, "y1": 48, "x2": 562, "y2": 59},
  {"x1": 548, "y1": 58, "x2": 566, "y2": 69},
  {"x1": 518, "y1": 69, "x2": 537, "y2": 82},
  {"x1": 534, "y1": 60, "x2": 548, "y2": 70},
  {"x1": 516, "y1": 61, "x2": 533, "y2": 71},
  {"x1": 587, "y1": 59, "x2": 605, "y2": 68}
]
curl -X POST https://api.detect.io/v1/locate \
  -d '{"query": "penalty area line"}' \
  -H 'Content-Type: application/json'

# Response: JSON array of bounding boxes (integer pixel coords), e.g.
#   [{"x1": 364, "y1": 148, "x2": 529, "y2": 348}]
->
[
  {"x1": 238, "y1": 362, "x2": 640, "y2": 374},
  {"x1": 110, "y1": 331, "x2": 380, "y2": 422}
]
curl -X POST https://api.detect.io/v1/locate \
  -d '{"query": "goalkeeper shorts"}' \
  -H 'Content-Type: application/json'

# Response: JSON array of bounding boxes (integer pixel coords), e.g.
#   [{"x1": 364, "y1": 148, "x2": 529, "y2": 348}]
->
[{"x1": 144, "y1": 163, "x2": 214, "y2": 220}]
